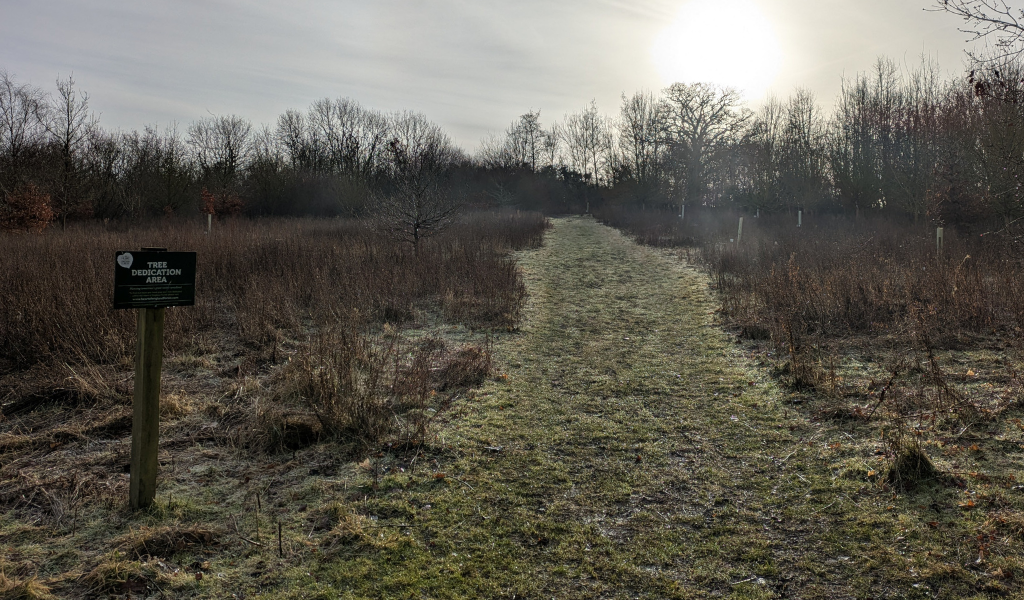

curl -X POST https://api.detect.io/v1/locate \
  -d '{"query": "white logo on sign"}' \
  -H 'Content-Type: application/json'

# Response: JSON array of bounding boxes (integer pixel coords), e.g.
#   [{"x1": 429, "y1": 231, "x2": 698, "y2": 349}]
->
[{"x1": 117, "y1": 253, "x2": 133, "y2": 269}]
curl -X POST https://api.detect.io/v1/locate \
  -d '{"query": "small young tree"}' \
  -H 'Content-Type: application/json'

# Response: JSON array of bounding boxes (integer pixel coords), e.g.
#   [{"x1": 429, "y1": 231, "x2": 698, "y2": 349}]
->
[{"x1": 373, "y1": 112, "x2": 462, "y2": 250}]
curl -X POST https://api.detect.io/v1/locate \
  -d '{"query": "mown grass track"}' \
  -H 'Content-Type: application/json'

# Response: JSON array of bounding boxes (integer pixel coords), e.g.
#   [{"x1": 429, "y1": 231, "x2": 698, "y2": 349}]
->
[
  {"x1": 303, "y1": 217, "x2": 987, "y2": 599},
  {"x1": 287, "y1": 217, "x2": 1021, "y2": 600}
]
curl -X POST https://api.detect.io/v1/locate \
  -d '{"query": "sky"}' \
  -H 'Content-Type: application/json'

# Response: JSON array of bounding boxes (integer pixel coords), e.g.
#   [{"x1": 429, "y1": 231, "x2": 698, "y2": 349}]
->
[{"x1": 0, "y1": 0, "x2": 984, "y2": 151}]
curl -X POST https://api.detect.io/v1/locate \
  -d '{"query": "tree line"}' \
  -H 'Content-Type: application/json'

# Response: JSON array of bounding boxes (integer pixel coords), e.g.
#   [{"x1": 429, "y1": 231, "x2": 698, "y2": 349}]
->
[
  {"x1": 3, "y1": 55, "x2": 1024, "y2": 231},
  {"x1": 485, "y1": 56, "x2": 1024, "y2": 226}
]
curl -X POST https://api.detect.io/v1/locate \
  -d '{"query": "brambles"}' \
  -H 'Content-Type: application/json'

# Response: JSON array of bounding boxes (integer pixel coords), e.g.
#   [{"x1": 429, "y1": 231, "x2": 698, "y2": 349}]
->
[{"x1": 285, "y1": 325, "x2": 399, "y2": 448}]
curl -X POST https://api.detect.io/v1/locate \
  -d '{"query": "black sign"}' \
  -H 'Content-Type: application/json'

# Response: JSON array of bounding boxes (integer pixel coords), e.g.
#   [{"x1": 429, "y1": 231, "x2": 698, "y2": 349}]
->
[{"x1": 114, "y1": 250, "x2": 196, "y2": 309}]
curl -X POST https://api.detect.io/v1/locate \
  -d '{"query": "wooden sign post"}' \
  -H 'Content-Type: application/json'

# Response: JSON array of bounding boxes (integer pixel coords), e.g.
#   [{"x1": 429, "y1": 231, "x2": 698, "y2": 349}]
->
[
  {"x1": 114, "y1": 247, "x2": 196, "y2": 509},
  {"x1": 131, "y1": 306, "x2": 164, "y2": 509}
]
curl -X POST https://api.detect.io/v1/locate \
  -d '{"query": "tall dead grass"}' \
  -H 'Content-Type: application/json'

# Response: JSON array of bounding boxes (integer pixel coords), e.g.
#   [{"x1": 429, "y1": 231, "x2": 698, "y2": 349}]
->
[
  {"x1": 0, "y1": 211, "x2": 547, "y2": 371},
  {"x1": 0, "y1": 210, "x2": 547, "y2": 448},
  {"x1": 606, "y1": 208, "x2": 1024, "y2": 485},
  {"x1": 699, "y1": 215, "x2": 1024, "y2": 343}
]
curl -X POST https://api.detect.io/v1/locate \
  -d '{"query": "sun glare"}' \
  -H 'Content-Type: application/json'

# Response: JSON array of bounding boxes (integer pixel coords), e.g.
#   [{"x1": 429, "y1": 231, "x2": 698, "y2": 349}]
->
[{"x1": 652, "y1": 0, "x2": 783, "y2": 100}]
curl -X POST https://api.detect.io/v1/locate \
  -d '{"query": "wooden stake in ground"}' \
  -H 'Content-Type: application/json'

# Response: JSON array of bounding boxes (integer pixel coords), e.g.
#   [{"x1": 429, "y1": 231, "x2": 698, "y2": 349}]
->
[
  {"x1": 936, "y1": 226, "x2": 944, "y2": 262},
  {"x1": 130, "y1": 306, "x2": 164, "y2": 509},
  {"x1": 736, "y1": 216, "x2": 743, "y2": 245}
]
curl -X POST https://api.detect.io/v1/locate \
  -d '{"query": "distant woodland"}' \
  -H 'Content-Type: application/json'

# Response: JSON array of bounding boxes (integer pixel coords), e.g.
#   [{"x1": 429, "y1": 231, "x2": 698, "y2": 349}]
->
[{"x1": 3, "y1": 55, "x2": 1024, "y2": 229}]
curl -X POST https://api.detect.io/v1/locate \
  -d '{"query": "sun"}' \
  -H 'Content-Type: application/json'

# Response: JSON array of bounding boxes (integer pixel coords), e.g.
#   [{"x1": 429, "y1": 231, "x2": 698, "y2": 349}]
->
[{"x1": 651, "y1": 0, "x2": 783, "y2": 100}]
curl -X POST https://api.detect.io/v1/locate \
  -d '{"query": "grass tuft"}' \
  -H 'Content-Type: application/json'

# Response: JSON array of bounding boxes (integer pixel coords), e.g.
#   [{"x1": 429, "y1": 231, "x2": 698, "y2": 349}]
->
[
  {"x1": 0, "y1": 573, "x2": 55, "y2": 600},
  {"x1": 118, "y1": 525, "x2": 222, "y2": 559},
  {"x1": 885, "y1": 445, "x2": 940, "y2": 490}
]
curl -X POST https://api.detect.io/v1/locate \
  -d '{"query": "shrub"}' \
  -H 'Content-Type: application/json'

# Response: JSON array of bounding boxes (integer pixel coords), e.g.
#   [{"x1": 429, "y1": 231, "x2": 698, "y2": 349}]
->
[{"x1": 1, "y1": 183, "x2": 55, "y2": 233}]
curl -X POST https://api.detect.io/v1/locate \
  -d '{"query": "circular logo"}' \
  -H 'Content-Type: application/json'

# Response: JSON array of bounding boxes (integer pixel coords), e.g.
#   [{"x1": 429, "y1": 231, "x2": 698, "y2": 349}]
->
[{"x1": 117, "y1": 253, "x2": 133, "y2": 269}]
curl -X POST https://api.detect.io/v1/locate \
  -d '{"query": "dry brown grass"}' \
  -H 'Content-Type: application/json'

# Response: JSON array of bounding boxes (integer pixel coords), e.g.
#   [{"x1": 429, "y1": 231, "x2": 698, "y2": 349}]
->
[
  {"x1": 118, "y1": 524, "x2": 222, "y2": 559},
  {"x1": 255, "y1": 325, "x2": 493, "y2": 452},
  {"x1": 0, "y1": 573, "x2": 55, "y2": 600},
  {"x1": 0, "y1": 211, "x2": 547, "y2": 371},
  {"x1": 0, "y1": 211, "x2": 545, "y2": 446},
  {"x1": 604, "y1": 208, "x2": 1024, "y2": 490}
]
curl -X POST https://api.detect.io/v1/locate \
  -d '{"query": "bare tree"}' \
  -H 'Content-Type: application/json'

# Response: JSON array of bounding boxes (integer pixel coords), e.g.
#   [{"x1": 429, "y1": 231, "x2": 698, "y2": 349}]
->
[
  {"x1": 0, "y1": 71, "x2": 46, "y2": 185},
  {"x1": 44, "y1": 75, "x2": 97, "y2": 227},
  {"x1": 743, "y1": 94, "x2": 787, "y2": 212},
  {"x1": 275, "y1": 108, "x2": 311, "y2": 171},
  {"x1": 509, "y1": 110, "x2": 546, "y2": 171},
  {"x1": 306, "y1": 97, "x2": 389, "y2": 178},
  {"x1": 663, "y1": 82, "x2": 751, "y2": 206},
  {"x1": 83, "y1": 127, "x2": 129, "y2": 218},
  {"x1": 539, "y1": 127, "x2": 559, "y2": 170},
  {"x1": 373, "y1": 111, "x2": 463, "y2": 249},
  {"x1": 478, "y1": 110, "x2": 549, "y2": 171},
  {"x1": 618, "y1": 90, "x2": 669, "y2": 201},
  {"x1": 557, "y1": 100, "x2": 613, "y2": 185},
  {"x1": 778, "y1": 88, "x2": 828, "y2": 212},
  {"x1": 121, "y1": 125, "x2": 192, "y2": 217},
  {"x1": 187, "y1": 114, "x2": 253, "y2": 184},
  {"x1": 967, "y1": 59, "x2": 1024, "y2": 223},
  {"x1": 936, "y1": 0, "x2": 1024, "y2": 60}
]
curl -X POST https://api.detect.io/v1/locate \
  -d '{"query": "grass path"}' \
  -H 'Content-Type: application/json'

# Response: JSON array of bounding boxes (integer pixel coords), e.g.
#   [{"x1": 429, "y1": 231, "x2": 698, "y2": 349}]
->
[{"x1": 323, "y1": 218, "x2": 906, "y2": 599}]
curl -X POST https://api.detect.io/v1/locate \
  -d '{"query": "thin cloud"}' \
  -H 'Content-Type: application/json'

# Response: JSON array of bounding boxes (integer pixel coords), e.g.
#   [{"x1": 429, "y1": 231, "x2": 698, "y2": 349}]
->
[{"x1": 0, "y1": 0, "x2": 976, "y2": 149}]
